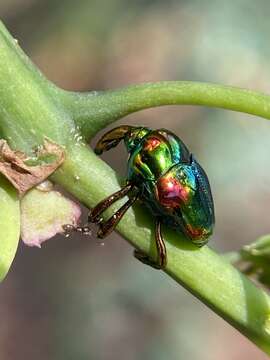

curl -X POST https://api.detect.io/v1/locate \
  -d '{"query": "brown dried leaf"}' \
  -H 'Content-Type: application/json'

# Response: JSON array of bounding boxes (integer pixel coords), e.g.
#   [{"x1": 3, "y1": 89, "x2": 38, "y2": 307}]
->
[{"x1": 0, "y1": 139, "x2": 65, "y2": 195}]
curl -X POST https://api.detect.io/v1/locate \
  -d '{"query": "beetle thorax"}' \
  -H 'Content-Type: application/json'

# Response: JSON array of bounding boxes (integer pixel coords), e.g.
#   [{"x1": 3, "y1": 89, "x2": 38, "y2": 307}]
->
[{"x1": 126, "y1": 129, "x2": 190, "y2": 185}]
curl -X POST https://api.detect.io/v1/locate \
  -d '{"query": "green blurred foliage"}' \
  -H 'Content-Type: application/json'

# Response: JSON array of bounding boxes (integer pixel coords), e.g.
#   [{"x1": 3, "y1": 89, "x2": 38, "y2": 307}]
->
[{"x1": 1, "y1": 0, "x2": 270, "y2": 359}]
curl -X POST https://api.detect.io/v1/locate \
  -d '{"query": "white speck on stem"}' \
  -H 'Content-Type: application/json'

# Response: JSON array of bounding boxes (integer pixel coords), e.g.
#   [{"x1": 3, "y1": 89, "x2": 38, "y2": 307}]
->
[{"x1": 36, "y1": 180, "x2": 54, "y2": 192}]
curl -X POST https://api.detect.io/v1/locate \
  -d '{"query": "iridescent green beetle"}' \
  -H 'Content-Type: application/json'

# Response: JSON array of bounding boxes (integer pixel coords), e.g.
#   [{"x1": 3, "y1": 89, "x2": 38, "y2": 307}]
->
[{"x1": 72, "y1": 126, "x2": 215, "y2": 270}]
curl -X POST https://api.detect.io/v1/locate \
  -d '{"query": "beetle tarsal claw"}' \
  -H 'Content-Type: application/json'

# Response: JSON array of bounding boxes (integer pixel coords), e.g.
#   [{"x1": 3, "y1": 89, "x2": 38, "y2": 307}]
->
[
  {"x1": 62, "y1": 224, "x2": 92, "y2": 237},
  {"x1": 133, "y1": 250, "x2": 164, "y2": 270}
]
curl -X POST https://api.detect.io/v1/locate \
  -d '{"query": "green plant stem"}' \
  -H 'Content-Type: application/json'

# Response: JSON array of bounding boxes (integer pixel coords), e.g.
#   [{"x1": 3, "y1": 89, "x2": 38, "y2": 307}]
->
[
  {"x1": 1, "y1": 20, "x2": 270, "y2": 354},
  {"x1": 0, "y1": 21, "x2": 75, "y2": 153},
  {"x1": 53, "y1": 144, "x2": 270, "y2": 354},
  {"x1": 61, "y1": 82, "x2": 270, "y2": 139},
  {"x1": 0, "y1": 175, "x2": 20, "y2": 281}
]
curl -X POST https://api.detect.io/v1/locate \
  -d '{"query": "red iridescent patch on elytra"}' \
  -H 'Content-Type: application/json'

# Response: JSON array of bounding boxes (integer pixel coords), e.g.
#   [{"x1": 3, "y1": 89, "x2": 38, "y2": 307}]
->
[
  {"x1": 143, "y1": 136, "x2": 161, "y2": 152},
  {"x1": 185, "y1": 223, "x2": 209, "y2": 241},
  {"x1": 157, "y1": 174, "x2": 190, "y2": 208}
]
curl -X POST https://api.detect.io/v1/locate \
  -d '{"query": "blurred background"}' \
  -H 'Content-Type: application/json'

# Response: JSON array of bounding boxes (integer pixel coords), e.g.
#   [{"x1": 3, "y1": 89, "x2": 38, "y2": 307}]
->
[{"x1": 1, "y1": 0, "x2": 270, "y2": 359}]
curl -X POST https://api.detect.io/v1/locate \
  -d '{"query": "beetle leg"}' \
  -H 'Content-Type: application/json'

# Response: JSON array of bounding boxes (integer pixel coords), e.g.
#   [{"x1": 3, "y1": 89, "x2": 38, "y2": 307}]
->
[
  {"x1": 134, "y1": 219, "x2": 167, "y2": 270},
  {"x1": 97, "y1": 191, "x2": 139, "y2": 238},
  {"x1": 89, "y1": 183, "x2": 134, "y2": 223},
  {"x1": 155, "y1": 220, "x2": 167, "y2": 268},
  {"x1": 63, "y1": 183, "x2": 136, "y2": 237},
  {"x1": 95, "y1": 126, "x2": 135, "y2": 155}
]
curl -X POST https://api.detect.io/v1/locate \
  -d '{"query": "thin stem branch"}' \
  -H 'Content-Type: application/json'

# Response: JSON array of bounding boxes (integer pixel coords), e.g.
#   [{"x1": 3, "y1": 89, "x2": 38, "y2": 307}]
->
[{"x1": 61, "y1": 82, "x2": 270, "y2": 138}]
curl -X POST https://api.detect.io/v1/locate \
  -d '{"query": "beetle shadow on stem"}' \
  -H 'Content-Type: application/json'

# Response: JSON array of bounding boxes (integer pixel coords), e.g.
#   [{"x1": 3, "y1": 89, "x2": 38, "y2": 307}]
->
[{"x1": 130, "y1": 201, "x2": 199, "y2": 256}]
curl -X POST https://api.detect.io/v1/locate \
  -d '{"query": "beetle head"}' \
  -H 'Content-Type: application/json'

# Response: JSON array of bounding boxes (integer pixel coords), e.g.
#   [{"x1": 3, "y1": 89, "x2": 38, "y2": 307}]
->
[{"x1": 124, "y1": 126, "x2": 150, "y2": 152}]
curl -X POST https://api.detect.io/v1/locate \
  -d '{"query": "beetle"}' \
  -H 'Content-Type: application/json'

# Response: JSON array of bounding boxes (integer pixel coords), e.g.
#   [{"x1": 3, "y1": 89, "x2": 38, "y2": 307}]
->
[{"x1": 69, "y1": 125, "x2": 215, "y2": 270}]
